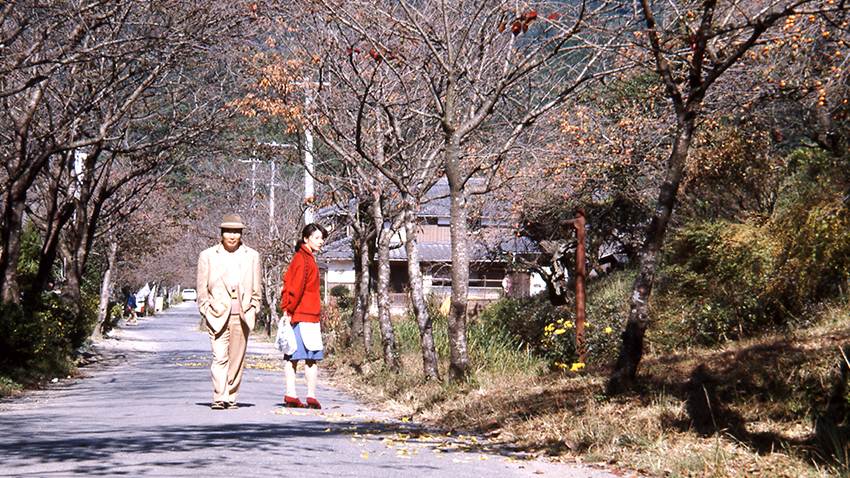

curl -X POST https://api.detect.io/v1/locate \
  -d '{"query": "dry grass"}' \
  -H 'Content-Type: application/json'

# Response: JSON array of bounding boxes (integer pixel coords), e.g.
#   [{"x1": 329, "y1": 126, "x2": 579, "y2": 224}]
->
[{"x1": 326, "y1": 301, "x2": 850, "y2": 478}]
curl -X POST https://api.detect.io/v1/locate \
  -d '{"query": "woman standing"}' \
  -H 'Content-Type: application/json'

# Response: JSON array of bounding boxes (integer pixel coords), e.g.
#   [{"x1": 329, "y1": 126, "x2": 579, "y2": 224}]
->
[{"x1": 280, "y1": 223, "x2": 328, "y2": 409}]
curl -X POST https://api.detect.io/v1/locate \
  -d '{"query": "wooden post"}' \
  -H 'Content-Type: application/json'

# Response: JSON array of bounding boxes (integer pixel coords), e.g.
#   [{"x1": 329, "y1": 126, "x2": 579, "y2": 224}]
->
[
  {"x1": 574, "y1": 210, "x2": 586, "y2": 363},
  {"x1": 561, "y1": 209, "x2": 587, "y2": 364}
]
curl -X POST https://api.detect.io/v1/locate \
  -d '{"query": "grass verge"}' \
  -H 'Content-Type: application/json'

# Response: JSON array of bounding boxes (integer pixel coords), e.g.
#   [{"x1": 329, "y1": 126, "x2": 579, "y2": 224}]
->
[{"x1": 325, "y1": 288, "x2": 850, "y2": 478}]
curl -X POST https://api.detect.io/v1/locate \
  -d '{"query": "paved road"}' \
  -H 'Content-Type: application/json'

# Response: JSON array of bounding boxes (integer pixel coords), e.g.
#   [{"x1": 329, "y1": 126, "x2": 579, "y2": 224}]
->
[{"x1": 0, "y1": 302, "x2": 634, "y2": 478}]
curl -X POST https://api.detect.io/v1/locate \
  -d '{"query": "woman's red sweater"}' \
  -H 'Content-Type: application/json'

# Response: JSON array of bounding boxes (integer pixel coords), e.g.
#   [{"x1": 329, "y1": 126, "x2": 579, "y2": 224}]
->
[{"x1": 280, "y1": 245, "x2": 321, "y2": 323}]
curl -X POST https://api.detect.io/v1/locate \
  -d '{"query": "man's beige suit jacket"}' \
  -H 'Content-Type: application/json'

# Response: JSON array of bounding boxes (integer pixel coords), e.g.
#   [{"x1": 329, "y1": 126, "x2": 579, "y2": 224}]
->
[{"x1": 196, "y1": 243, "x2": 262, "y2": 334}]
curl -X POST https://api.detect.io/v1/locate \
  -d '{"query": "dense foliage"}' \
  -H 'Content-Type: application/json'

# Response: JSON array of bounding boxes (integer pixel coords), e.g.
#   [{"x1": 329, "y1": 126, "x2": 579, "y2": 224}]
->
[
  {"x1": 660, "y1": 148, "x2": 850, "y2": 346},
  {"x1": 0, "y1": 226, "x2": 97, "y2": 387},
  {"x1": 475, "y1": 276, "x2": 628, "y2": 370}
]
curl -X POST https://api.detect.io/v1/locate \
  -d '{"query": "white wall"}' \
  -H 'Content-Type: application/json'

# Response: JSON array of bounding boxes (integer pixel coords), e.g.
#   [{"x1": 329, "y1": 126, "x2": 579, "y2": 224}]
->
[
  {"x1": 327, "y1": 260, "x2": 356, "y2": 285},
  {"x1": 530, "y1": 269, "x2": 547, "y2": 296}
]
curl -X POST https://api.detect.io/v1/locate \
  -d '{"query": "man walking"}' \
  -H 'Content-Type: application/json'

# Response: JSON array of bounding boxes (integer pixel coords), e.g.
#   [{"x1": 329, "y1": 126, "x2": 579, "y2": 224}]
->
[{"x1": 196, "y1": 213, "x2": 262, "y2": 410}]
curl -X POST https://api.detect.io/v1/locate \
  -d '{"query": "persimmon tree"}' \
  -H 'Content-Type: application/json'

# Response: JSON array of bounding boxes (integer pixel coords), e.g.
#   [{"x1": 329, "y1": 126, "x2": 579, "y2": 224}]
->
[
  {"x1": 607, "y1": 0, "x2": 850, "y2": 394},
  {"x1": 515, "y1": 73, "x2": 673, "y2": 274}
]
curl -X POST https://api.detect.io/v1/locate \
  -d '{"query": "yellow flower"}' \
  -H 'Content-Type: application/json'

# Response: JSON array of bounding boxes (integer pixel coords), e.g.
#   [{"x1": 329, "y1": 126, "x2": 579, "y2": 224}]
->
[
  {"x1": 554, "y1": 329, "x2": 566, "y2": 335},
  {"x1": 570, "y1": 363, "x2": 585, "y2": 372},
  {"x1": 565, "y1": 321, "x2": 573, "y2": 329},
  {"x1": 605, "y1": 327, "x2": 613, "y2": 334}
]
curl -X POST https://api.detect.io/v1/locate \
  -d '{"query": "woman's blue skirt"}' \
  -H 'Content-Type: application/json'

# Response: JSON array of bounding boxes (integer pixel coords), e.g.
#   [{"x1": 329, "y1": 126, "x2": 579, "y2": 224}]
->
[{"x1": 284, "y1": 322, "x2": 324, "y2": 361}]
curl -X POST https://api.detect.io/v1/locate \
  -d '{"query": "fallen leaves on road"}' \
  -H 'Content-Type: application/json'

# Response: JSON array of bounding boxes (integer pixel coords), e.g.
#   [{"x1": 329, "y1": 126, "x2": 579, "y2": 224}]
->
[
  {"x1": 169, "y1": 354, "x2": 287, "y2": 371},
  {"x1": 283, "y1": 409, "x2": 532, "y2": 465}
]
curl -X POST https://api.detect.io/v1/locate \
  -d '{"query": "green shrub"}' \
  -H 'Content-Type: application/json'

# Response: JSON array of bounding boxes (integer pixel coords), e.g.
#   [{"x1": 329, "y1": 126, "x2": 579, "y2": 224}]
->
[
  {"x1": 0, "y1": 295, "x2": 80, "y2": 386},
  {"x1": 662, "y1": 148, "x2": 850, "y2": 345},
  {"x1": 0, "y1": 376, "x2": 20, "y2": 397},
  {"x1": 330, "y1": 284, "x2": 350, "y2": 297},
  {"x1": 0, "y1": 220, "x2": 99, "y2": 387},
  {"x1": 475, "y1": 273, "x2": 629, "y2": 370},
  {"x1": 664, "y1": 220, "x2": 785, "y2": 343},
  {"x1": 330, "y1": 284, "x2": 352, "y2": 309}
]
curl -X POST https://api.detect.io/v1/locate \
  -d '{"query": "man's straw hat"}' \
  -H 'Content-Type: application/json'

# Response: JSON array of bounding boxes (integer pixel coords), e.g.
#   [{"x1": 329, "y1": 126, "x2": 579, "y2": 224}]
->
[{"x1": 219, "y1": 213, "x2": 245, "y2": 229}]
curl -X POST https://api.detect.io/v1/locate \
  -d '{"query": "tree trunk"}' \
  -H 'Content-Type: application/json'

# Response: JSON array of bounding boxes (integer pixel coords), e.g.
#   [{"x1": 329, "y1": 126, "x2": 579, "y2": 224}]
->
[
  {"x1": 92, "y1": 236, "x2": 118, "y2": 340},
  {"x1": 58, "y1": 200, "x2": 96, "y2": 316},
  {"x1": 59, "y1": 146, "x2": 111, "y2": 317},
  {"x1": 0, "y1": 82, "x2": 48, "y2": 305},
  {"x1": 371, "y1": 193, "x2": 398, "y2": 370},
  {"x1": 349, "y1": 211, "x2": 376, "y2": 356},
  {"x1": 59, "y1": 237, "x2": 84, "y2": 316},
  {"x1": 28, "y1": 204, "x2": 74, "y2": 304},
  {"x1": 0, "y1": 194, "x2": 27, "y2": 305},
  {"x1": 262, "y1": 262, "x2": 280, "y2": 337},
  {"x1": 350, "y1": 233, "x2": 366, "y2": 350},
  {"x1": 359, "y1": 228, "x2": 375, "y2": 355},
  {"x1": 607, "y1": 116, "x2": 697, "y2": 395},
  {"x1": 404, "y1": 204, "x2": 439, "y2": 380},
  {"x1": 444, "y1": 141, "x2": 472, "y2": 381},
  {"x1": 25, "y1": 152, "x2": 75, "y2": 303}
]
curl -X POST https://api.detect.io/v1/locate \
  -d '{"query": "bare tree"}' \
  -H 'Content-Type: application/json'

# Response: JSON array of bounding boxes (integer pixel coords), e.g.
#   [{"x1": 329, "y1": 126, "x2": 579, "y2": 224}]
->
[
  {"x1": 0, "y1": 1, "x2": 257, "y2": 311},
  {"x1": 323, "y1": 184, "x2": 377, "y2": 357},
  {"x1": 296, "y1": 0, "x2": 625, "y2": 380},
  {"x1": 300, "y1": 36, "x2": 446, "y2": 375},
  {"x1": 234, "y1": 20, "x2": 436, "y2": 371}
]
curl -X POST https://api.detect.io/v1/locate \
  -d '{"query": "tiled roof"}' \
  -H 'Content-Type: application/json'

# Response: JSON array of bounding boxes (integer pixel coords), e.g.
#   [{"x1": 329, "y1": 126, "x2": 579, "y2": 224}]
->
[
  {"x1": 320, "y1": 237, "x2": 354, "y2": 261},
  {"x1": 321, "y1": 235, "x2": 540, "y2": 263}
]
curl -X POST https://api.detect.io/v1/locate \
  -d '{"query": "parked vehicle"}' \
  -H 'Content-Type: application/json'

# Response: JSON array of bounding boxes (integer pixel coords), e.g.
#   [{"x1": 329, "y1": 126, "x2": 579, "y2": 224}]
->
[{"x1": 181, "y1": 288, "x2": 197, "y2": 301}]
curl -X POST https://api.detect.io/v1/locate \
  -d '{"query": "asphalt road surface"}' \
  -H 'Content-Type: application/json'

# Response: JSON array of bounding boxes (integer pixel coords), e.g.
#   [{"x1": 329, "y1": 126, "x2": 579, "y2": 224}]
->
[{"x1": 0, "y1": 302, "x2": 638, "y2": 478}]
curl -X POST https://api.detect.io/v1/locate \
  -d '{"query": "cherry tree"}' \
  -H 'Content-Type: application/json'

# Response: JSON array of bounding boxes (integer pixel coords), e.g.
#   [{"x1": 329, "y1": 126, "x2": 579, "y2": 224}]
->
[
  {"x1": 288, "y1": 0, "x2": 627, "y2": 380},
  {"x1": 0, "y1": 0, "x2": 258, "y2": 314}
]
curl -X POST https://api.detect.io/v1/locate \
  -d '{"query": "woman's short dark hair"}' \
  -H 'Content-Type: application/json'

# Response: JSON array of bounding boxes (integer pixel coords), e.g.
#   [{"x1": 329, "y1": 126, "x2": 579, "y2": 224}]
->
[{"x1": 296, "y1": 223, "x2": 328, "y2": 249}]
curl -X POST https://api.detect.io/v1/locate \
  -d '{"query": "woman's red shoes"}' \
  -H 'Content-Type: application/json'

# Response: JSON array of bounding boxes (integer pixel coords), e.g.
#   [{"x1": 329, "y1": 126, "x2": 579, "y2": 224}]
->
[{"x1": 284, "y1": 395, "x2": 320, "y2": 409}]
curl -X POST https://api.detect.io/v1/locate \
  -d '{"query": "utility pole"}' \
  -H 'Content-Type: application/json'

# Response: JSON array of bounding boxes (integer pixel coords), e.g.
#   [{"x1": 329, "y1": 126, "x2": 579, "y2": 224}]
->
[
  {"x1": 269, "y1": 159, "x2": 277, "y2": 236},
  {"x1": 260, "y1": 141, "x2": 295, "y2": 236},
  {"x1": 304, "y1": 119, "x2": 315, "y2": 224},
  {"x1": 294, "y1": 78, "x2": 329, "y2": 225},
  {"x1": 241, "y1": 144, "x2": 288, "y2": 236}
]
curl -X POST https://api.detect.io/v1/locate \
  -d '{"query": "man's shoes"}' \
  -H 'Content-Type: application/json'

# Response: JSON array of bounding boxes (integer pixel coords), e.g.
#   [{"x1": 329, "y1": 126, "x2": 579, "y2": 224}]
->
[
  {"x1": 225, "y1": 402, "x2": 238, "y2": 409},
  {"x1": 306, "y1": 397, "x2": 321, "y2": 409},
  {"x1": 284, "y1": 395, "x2": 306, "y2": 408},
  {"x1": 211, "y1": 401, "x2": 226, "y2": 410}
]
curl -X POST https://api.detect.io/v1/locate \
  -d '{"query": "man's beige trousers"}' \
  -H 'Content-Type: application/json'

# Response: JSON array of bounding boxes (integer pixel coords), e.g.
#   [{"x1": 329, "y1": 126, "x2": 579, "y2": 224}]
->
[{"x1": 209, "y1": 314, "x2": 249, "y2": 403}]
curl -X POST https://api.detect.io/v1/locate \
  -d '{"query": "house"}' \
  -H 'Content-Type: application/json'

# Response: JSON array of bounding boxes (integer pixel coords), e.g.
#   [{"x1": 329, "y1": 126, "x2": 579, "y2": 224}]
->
[{"x1": 318, "y1": 179, "x2": 545, "y2": 313}]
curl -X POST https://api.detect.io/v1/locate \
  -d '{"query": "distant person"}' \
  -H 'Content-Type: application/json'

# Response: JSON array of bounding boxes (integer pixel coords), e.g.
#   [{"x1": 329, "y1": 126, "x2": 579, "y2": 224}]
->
[
  {"x1": 280, "y1": 223, "x2": 327, "y2": 409},
  {"x1": 126, "y1": 294, "x2": 138, "y2": 326},
  {"x1": 196, "y1": 213, "x2": 262, "y2": 410}
]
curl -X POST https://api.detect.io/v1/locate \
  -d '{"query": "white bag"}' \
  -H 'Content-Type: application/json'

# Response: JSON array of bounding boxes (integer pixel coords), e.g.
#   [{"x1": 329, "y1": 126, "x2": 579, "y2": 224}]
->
[
  {"x1": 275, "y1": 318, "x2": 297, "y2": 355},
  {"x1": 298, "y1": 321, "x2": 323, "y2": 351}
]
